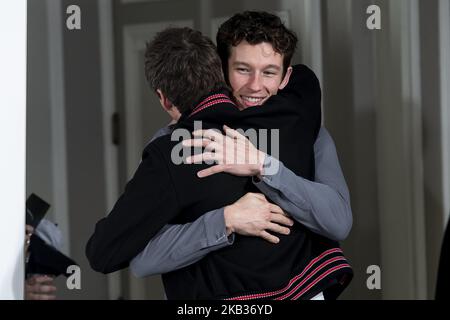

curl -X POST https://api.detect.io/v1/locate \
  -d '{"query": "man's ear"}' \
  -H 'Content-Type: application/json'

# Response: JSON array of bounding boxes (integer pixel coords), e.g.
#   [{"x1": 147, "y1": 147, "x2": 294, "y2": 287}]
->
[
  {"x1": 156, "y1": 89, "x2": 173, "y2": 111},
  {"x1": 278, "y1": 66, "x2": 293, "y2": 90},
  {"x1": 157, "y1": 89, "x2": 181, "y2": 123}
]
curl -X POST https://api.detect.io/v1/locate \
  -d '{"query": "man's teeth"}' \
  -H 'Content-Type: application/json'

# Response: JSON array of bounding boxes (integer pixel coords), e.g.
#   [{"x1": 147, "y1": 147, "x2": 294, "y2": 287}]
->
[{"x1": 243, "y1": 96, "x2": 264, "y2": 103}]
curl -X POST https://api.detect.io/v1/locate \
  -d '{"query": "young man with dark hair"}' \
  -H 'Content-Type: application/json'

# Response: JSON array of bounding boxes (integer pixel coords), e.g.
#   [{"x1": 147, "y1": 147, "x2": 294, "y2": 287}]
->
[
  {"x1": 144, "y1": 27, "x2": 226, "y2": 114},
  {"x1": 216, "y1": 11, "x2": 297, "y2": 86},
  {"x1": 87, "y1": 21, "x2": 352, "y2": 299}
]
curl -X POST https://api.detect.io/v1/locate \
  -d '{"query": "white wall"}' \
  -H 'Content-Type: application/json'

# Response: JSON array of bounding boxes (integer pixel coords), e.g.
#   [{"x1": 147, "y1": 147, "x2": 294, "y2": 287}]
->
[{"x1": 0, "y1": 0, "x2": 27, "y2": 300}]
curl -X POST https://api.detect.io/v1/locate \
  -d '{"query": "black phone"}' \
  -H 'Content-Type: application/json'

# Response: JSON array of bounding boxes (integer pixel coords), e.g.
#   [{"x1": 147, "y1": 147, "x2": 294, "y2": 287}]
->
[{"x1": 26, "y1": 193, "x2": 50, "y2": 228}]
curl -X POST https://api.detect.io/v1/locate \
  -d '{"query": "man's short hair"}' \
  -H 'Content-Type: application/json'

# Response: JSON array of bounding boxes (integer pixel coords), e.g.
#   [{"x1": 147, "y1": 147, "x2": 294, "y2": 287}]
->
[
  {"x1": 145, "y1": 27, "x2": 226, "y2": 113},
  {"x1": 216, "y1": 11, "x2": 298, "y2": 79}
]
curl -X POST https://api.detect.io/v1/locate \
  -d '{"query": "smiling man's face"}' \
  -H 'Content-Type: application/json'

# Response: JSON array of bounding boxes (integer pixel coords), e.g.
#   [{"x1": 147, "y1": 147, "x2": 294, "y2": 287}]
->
[{"x1": 227, "y1": 41, "x2": 292, "y2": 110}]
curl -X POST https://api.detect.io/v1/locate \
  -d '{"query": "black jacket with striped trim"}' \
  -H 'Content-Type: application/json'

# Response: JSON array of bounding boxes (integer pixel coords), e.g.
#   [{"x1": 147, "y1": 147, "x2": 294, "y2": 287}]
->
[{"x1": 86, "y1": 64, "x2": 353, "y2": 300}]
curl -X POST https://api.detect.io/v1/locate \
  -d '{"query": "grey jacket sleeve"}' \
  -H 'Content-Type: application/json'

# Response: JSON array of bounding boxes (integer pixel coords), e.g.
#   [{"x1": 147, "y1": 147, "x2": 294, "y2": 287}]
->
[
  {"x1": 130, "y1": 208, "x2": 234, "y2": 277},
  {"x1": 253, "y1": 127, "x2": 352, "y2": 241}
]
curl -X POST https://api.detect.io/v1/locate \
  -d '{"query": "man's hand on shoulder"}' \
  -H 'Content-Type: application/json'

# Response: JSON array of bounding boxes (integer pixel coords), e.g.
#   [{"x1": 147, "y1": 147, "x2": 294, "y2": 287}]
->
[{"x1": 183, "y1": 125, "x2": 267, "y2": 178}]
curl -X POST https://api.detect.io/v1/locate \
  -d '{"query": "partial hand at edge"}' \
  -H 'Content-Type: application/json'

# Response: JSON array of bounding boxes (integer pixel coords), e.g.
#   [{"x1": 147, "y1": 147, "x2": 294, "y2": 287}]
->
[{"x1": 25, "y1": 274, "x2": 57, "y2": 300}]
